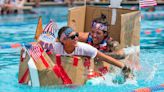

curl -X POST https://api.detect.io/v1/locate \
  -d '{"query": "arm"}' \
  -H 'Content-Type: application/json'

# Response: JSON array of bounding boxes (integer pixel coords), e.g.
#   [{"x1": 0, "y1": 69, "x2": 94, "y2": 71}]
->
[
  {"x1": 96, "y1": 51, "x2": 132, "y2": 79},
  {"x1": 107, "y1": 39, "x2": 120, "y2": 51},
  {"x1": 96, "y1": 50, "x2": 124, "y2": 69},
  {"x1": 107, "y1": 40, "x2": 126, "y2": 59},
  {"x1": 78, "y1": 32, "x2": 89, "y2": 42},
  {"x1": 104, "y1": 50, "x2": 126, "y2": 59},
  {"x1": 17, "y1": 0, "x2": 25, "y2": 8}
]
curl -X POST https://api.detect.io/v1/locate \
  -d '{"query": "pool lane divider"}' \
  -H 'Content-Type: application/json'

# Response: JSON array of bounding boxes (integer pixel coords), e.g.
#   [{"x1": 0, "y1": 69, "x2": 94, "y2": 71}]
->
[
  {"x1": 0, "y1": 42, "x2": 36, "y2": 49},
  {"x1": 141, "y1": 13, "x2": 164, "y2": 20},
  {"x1": 141, "y1": 28, "x2": 164, "y2": 35},
  {"x1": 0, "y1": 28, "x2": 163, "y2": 49},
  {"x1": 133, "y1": 84, "x2": 164, "y2": 92}
]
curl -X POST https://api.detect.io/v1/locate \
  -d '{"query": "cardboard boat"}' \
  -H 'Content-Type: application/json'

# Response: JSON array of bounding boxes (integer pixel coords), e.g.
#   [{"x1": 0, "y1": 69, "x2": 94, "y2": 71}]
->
[
  {"x1": 18, "y1": 44, "x2": 101, "y2": 86},
  {"x1": 18, "y1": 6, "x2": 140, "y2": 86},
  {"x1": 18, "y1": 44, "x2": 139, "y2": 86}
]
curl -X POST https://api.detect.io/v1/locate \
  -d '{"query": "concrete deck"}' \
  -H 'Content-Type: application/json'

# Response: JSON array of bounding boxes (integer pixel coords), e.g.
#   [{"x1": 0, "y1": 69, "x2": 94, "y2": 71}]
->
[
  {"x1": 24, "y1": 1, "x2": 164, "y2": 7},
  {"x1": 22, "y1": 6, "x2": 33, "y2": 13},
  {"x1": 22, "y1": 1, "x2": 164, "y2": 13}
]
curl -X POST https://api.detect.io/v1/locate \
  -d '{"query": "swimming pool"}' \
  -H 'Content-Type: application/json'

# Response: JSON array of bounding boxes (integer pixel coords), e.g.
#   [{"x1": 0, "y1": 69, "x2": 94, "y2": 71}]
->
[{"x1": 0, "y1": 6, "x2": 164, "y2": 92}]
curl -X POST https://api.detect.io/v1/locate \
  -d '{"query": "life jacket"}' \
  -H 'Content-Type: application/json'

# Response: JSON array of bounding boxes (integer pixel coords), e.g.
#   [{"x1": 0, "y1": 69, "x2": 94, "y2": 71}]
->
[{"x1": 86, "y1": 33, "x2": 113, "y2": 52}]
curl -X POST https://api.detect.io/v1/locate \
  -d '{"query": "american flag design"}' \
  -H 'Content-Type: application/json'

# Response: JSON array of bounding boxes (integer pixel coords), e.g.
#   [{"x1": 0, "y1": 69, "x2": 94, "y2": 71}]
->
[
  {"x1": 42, "y1": 20, "x2": 58, "y2": 37},
  {"x1": 39, "y1": 20, "x2": 58, "y2": 50},
  {"x1": 28, "y1": 45, "x2": 42, "y2": 62},
  {"x1": 139, "y1": 0, "x2": 157, "y2": 8}
]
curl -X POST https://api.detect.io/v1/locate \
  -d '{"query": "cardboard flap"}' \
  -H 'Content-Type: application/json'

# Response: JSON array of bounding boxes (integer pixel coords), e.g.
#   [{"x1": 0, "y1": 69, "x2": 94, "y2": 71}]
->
[{"x1": 68, "y1": 5, "x2": 140, "y2": 48}]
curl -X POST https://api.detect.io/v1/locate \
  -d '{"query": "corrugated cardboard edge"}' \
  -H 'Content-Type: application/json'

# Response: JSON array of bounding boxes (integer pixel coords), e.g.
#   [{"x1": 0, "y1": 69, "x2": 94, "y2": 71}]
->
[
  {"x1": 18, "y1": 49, "x2": 30, "y2": 84},
  {"x1": 68, "y1": 6, "x2": 86, "y2": 32},
  {"x1": 120, "y1": 11, "x2": 140, "y2": 48},
  {"x1": 68, "y1": 6, "x2": 140, "y2": 48}
]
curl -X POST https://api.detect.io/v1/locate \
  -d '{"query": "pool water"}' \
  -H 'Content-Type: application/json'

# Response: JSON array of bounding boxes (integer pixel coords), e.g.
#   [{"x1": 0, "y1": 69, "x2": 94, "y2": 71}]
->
[{"x1": 0, "y1": 6, "x2": 164, "y2": 92}]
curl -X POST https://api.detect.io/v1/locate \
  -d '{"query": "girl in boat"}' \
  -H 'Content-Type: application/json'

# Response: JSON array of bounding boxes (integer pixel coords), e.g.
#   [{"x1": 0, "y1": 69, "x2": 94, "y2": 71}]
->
[
  {"x1": 77, "y1": 14, "x2": 134, "y2": 59},
  {"x1": 45, "y1": 26, "x2": 132, "y2": 79}
]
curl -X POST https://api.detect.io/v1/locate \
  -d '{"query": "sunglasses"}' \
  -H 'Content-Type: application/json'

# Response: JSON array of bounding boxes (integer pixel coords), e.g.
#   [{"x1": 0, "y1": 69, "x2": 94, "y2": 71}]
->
[{"x1": 68, "y1": 32, "x2": 79, "y2": 40}]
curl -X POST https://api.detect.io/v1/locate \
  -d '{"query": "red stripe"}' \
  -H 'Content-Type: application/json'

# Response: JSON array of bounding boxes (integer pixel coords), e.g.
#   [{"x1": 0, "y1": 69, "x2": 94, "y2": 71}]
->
[
  {"x1": 50, "y1": 24, "x2": 53, "y2": 33},
  {"x1": 46, "y1": 51, "x2": 53, "y2": 55},
  {"x1": 40, "y1": 55, "x2": 49, "y2": 68},
  {"x1": 98, "y1": 66, "x2": 108, "y2": 74},
  {"x1": 52, "y1": 55, "x2": 72, "y2": 84},
  {"x1": 135, "y1": 88, "x2": 151, "y2": 92},
  {"x1": 52, "y1": 65, "x2": 72, "y2": 84},
  {"x1": 44, "y1": 22, "x2": 52, "y2": 31},
  {"x1": 39, "y1": 47, "x2": 49, "y2": 68},
  {"x1": 56, "y1": 54, "x2": 61, "y2": 66},
  {"x1": 55, "y1": 54, "x2": 72, "y2": 84},
  {"x1": 59, "y1": 66, "x2": 72, "y2": 84},
  {"x1": 160, "y1": 84, "x2": 164, "y2": 87},
  {"x1": 140, "y1": 0, "x2": 157, "y2": 7},
  {"x1": 19, "y1": 68, "x2": 29, "y2": 83},
  {"x1": 44, "y1": 22, "x2": 53, "y2": 33},
  {"x1": 52, "y1": 65, "x2": 61, "y2": 78},
  {"x1": 30, "y1": 46, "x2": 49, "y2": 68},
  {"x1": 48, "y1": 24, "x2": 53, "y2": 33},
  {"x1": 73, "y1": 56, "x2": 78, "y2": 66},
  {"x1": 29, "y1": 46, "x2": 40, "y2": 62},
  {"x1": 84, "y1": 57, "x2": 91, "y2": 69},
  {"x1": 20, "y1": 56, "x2": 24, "y2": 62},
  {"x1": 20, "y1": 49, "x2": 25, "y2": 62}
]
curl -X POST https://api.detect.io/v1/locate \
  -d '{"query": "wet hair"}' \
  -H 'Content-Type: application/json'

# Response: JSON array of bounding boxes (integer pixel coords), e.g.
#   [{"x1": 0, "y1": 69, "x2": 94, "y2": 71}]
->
[
  {"x1": 58, "y1": 26, "x2": 69, "y2": 40},
  {"x1": 93, "y1": 14, "x2": 108, "y2": 25}
]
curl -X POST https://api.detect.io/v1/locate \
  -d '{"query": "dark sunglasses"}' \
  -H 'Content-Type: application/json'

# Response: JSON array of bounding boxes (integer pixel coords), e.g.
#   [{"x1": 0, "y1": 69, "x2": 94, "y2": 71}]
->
[{"x1": 68, "y1": 32, "x2": 79, "y2": 40}]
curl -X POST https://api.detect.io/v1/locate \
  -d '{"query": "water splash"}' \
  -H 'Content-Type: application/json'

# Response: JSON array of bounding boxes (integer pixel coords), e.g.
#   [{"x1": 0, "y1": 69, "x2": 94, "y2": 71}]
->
[
  {"x1": 85, "y1": 68, "x2": 138, "y2": 86},
  {"x1": 85, "y1": 46, "x2": 141, "y2": 86},
  {"x1": 123, "y1": 46, "x2": 141, "y2": 71},
  {"x1": 145, "y1": 64, "x2": 158, "y2": 82}
]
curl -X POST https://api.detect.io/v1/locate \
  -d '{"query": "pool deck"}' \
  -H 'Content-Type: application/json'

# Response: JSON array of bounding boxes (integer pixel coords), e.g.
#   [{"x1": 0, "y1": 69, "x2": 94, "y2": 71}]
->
[
  {"x1": 22, "y1": 1, "x2": 164, "y2": 13},
  {"x1": 24, "y1": 1, "x2": 164, "y2": 7}
]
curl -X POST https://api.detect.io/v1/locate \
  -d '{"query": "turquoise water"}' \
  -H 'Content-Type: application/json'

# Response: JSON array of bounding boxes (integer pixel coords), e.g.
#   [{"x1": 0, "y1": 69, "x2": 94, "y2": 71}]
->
[{"x1": 0, "y1": 6, "x2": 164, "y2": 92}]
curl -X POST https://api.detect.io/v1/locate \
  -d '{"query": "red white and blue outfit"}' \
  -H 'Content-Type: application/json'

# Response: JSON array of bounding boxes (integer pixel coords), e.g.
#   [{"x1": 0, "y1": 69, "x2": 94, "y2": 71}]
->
[{"x1": 86, "y1": 33, "x2": 113, "y2": 53}]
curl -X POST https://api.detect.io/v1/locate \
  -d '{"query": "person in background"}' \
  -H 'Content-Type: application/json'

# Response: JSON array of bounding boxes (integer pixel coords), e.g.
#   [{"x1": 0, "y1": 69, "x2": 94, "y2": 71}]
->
[
  {"x1": 13, "y1": 0, "x2": 26, "y2": 14},
  {"x1": 0, "y1": 0, "x2": 25, "y2": 14},
  {"x1": 65, "y1": 0, "x2": 74, "y2": 7},
  {"x1": 47, "y1": 26, "x2": 132, "y2": 79},
  {"x1": 0, "y1": 0, "x2": 13, "y2": 14},
  {"x1": 147, "y1": 6, "x2": 155, "y2": 12},
  {"x1": 53, "y1": 0, "x2": 64, "y2": 3},
  {"x1": 27, "y1": 0, "x2": 40, "y2": 7},
  {"x1": 0, "y1": 0, "x2": 5, "y2": 14},
  {"x1": 34, "y1": 0, "x2": 40, "y2": 7}
]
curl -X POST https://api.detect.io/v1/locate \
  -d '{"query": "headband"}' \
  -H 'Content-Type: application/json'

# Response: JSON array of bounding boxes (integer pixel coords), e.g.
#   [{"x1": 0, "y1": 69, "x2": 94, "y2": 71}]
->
[
  {"x1": 60, "y1": 27, "x2": 73, "y2": 41},
  {"x1": 92, "y1": 22, "x2": 108, "y2": 31},
  {"x1": 64, "y1": 28, "x2": 73, "y2": 37}
]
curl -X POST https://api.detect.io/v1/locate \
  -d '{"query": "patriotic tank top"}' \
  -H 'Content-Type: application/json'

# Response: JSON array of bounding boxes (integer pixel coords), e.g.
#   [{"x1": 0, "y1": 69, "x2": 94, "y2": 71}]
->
[{"x1": 86, "y1": 33, "x2": 113, "y2": 52}]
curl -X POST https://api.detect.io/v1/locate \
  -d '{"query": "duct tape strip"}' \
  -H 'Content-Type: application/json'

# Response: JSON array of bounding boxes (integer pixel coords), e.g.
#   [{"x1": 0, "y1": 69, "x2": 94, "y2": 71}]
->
[
  {"x1": 28, "y1": 58, "x2": 40, "y2": 87},
  {"x1": 111, "y1": 8, "x2": 117, "y2": 25}
]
